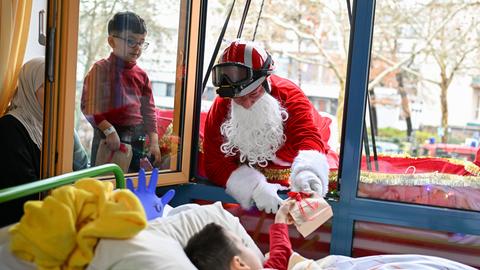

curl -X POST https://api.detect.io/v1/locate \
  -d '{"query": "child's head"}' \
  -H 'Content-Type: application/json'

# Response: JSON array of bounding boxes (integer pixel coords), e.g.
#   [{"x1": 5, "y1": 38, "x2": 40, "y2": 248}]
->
[
  {"x1": 184, "y1": 223, "x2": 262, "y2": 270},
  {"x1": 107, "y1": 11, "x2": 148, "y2": 62}
]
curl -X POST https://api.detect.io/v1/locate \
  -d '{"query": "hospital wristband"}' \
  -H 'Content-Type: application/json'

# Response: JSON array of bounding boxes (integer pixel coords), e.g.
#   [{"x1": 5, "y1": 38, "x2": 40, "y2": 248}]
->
[{"x1": 103, "y1": 126, "x2": 116, "y2": 136}]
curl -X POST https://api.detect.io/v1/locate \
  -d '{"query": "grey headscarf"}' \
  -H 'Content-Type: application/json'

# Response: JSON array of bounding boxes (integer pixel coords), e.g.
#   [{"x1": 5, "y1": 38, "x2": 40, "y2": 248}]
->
[{"x1": 7, "y1": 57, "x2": 45, "y2": 149}]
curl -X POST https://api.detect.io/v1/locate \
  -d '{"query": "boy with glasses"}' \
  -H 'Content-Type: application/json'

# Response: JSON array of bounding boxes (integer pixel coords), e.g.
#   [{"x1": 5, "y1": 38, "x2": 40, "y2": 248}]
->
[{"x1": 81, "y1": 11, "x2": 160, "y2": 172}]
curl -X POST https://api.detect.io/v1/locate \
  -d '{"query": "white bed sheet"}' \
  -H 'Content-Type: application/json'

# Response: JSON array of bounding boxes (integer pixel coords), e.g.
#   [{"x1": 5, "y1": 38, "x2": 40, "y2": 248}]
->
[
  {"x1": 0, "y1": 224, "x2": 35, "y2": 270},
  {"x1": 298, "y1": 254, "x2": 477, "y2": 270},
  {"x1": 0, "y1": 203, "x2": 477, "y2": 270}
]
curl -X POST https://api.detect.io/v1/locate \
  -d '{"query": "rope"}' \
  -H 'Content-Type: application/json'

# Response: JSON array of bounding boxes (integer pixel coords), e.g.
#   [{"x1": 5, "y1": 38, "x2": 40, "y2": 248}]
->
[{"x1": 252, "y1": 0, "x2": 265, "y2": 41}]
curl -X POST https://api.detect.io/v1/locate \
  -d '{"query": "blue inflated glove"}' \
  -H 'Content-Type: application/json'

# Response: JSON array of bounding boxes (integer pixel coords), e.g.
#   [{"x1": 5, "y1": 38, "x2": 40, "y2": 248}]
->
[{"x1": 127, "y1": 168, "x2": 175, "y2": 220}]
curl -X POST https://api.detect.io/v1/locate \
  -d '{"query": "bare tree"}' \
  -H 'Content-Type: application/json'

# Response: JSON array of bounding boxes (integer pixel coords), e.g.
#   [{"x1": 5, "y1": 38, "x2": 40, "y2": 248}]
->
[
  {"x1": 421, "y1": 1, "x2": 480, "y2": 142},
  {"x1": 248, "y1": 0, "x2": 480, "y2": 145},
  {"x1": 259, "y1": 0, "x2": 350, "y2": 136}
]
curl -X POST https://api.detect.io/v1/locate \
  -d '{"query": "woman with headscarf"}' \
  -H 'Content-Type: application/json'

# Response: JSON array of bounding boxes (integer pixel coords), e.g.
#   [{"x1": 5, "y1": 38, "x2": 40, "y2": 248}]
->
[
  {"x1": 0, "y1": 58, "x2": 91, "y2": 227},
  {"x1": 0, "y1": 58, "x2": 91, "y2": 226},
  {"x1": 0, "y1": 57, "x2": 46, "y2": 226}
]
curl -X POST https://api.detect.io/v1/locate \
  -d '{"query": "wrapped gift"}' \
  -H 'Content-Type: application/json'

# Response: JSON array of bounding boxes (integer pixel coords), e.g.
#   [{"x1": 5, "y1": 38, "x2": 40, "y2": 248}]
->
[
  {"x1": 95, "y1": 140, "x2": 133, "y2": 173},
  {"x1": 286, "y1": 192, "x2": 333, "y2": 237}
]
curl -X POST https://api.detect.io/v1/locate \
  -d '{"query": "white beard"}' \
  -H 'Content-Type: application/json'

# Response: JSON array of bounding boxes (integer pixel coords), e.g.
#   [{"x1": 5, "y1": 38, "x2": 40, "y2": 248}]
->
[{"x1": 220, "y1": 93, "x2": 288, "y2": 167}]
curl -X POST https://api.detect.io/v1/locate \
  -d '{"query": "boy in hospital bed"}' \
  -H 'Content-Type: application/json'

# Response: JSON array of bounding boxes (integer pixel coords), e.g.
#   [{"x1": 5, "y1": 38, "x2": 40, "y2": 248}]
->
[
  {"x1": 1, "y1": 200, "x2": 477, "y2": 270},
  {"x1": 183, "y1": 203, "x2": 476, "y2": 270},
  {"x1": 125, "y1": 170, "x2": 476, "y2": 270},
  {"x1": 0, "y1": 168, "x2": 476, "y2": 270},
  {"x1": 185, "y1": 202, "x2": 293, "y2": 270}
]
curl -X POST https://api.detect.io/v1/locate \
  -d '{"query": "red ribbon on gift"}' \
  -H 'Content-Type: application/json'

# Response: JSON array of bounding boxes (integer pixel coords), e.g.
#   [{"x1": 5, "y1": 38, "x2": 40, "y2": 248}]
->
[
  {"x1": 107, "y1": 143, "x2": 129, "y2": 163},
  {"x1": 287, "y1": 191, "x2": 320, "y2": 221}
]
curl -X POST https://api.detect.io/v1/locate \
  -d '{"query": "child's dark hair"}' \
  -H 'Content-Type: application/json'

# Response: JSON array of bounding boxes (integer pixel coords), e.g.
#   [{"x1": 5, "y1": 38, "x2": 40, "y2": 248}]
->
[
  {"x1": 184, "y1": 223, "x2": 241, "y2": 270},
  {"x1": 108, "y1": 11, "x2": 147, "y2": 35}
]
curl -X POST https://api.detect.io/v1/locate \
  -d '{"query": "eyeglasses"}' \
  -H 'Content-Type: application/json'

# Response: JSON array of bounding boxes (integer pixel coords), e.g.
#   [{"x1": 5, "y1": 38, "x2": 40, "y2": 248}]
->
[{"x1": 112, "y1": 35, "x2": 149, "y2": 50}]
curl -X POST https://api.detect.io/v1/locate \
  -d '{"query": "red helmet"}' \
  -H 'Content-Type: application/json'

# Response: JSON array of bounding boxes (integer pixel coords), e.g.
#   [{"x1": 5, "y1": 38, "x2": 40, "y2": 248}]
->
[{"x1": 212, "y1": 40, "x2": 274, "y2": 98}]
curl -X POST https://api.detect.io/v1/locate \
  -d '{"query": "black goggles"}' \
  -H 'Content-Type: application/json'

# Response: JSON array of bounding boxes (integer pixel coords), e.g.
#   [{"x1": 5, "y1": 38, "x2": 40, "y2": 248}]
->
[{"x1": 211, "y1": 62, "x2": 271, "y2": 88}]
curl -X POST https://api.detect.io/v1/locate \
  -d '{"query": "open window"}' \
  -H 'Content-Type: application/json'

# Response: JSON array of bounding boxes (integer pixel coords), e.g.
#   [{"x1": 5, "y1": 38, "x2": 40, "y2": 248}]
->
[{"x1": 49, "y1": 0, "x2": 201, "y2": 185}]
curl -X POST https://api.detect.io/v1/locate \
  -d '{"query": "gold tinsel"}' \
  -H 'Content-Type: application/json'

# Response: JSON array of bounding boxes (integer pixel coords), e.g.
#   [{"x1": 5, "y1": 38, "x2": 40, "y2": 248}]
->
[
  {"x1": 359, "y1": 171, "x2": 480, "y2": 188},
  {"x1": 206, "y1": 152, "x2": 480, "y2": 187},
  {"x1": 464, "y1": 162, "x2": 480, "y2": 176},
  {"x1": 327, "y1": 168, "x2": 480, "y2": 188},
  {"x1": 257, "y1": 167, "x2": 291, "y2": 182}
]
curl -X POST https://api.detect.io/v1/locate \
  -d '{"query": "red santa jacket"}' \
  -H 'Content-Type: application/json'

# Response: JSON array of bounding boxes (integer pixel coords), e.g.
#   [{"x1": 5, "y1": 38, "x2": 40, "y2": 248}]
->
[{"x1": 203, "y1": 75, "x2": 331, "y2": 187}]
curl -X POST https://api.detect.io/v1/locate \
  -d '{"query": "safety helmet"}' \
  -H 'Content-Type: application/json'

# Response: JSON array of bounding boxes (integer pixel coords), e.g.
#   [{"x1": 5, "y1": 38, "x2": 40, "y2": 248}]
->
[{"x1": 212, "y1": 40, "x2": 274, "y2": 98}]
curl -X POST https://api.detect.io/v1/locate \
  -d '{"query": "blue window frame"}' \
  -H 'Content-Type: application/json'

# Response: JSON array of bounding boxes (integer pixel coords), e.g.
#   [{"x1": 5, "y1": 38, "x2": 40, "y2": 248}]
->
[{"x1": 330, "y1": 0, "x2": 480, "y2": 255}]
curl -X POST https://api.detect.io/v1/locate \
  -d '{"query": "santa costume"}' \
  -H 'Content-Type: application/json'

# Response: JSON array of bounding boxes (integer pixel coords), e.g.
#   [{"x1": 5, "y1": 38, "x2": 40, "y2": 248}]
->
[{"x1": 203, "y1": 40, "x2": 337, "y2": 212}]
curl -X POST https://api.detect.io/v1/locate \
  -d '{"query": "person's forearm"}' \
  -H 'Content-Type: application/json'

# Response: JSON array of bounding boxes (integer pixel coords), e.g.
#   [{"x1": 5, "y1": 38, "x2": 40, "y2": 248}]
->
[
  {"x1": 263, "y1": 224, "x2": 292, "y2": 270},
  {"x1": 98, "y1": 120, "x2": 113, "y2": 131},
  {"x1": 148, "y1": 132, "x2": 159, "y2": 146}
]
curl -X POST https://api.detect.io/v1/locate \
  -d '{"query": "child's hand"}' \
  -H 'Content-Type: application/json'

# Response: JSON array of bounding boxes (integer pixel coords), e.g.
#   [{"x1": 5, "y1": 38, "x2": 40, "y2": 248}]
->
[
  {"x1": 106, "y1": 132, "x2": 121, "y2": 151},
  {"x1": 274, "y1": 201, "x2": 293, "y2": 224},
  {"x1": 148, "y1": 144, "x2": 162, "y2": 167}
]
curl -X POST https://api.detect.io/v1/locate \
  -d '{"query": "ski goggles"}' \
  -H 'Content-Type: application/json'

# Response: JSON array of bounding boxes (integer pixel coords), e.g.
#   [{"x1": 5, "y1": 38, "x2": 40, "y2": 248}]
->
[
  {"x1": 212, "y1": 62, "x2": 272, "y2": 98},
  {"x1": 212, "y1": 62, "x2": 262, "y2": 88}
]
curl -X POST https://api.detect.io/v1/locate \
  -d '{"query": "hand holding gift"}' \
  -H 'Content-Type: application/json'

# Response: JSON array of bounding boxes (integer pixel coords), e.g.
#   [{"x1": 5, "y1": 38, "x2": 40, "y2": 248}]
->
[{"x1": 284, "y1": 191, "x2": 333, "y2": 237}]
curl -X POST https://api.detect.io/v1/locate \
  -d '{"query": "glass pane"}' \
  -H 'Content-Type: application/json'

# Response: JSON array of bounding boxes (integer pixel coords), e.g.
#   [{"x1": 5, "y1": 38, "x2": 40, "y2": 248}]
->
[
  {"x1": 359, "y1": 1, "x2": 480, "y2": 210},
  {"x1": 198, "y1": 0, "x2": 350, "y2": 198},
  {"x1": 353, "y1": 221, "x2": 480, "y2": 269},
  {"x1": 75, "y1": 0, "x2": 186, "y2": 175},
  {"x1": 0, "y1": 0, "x2": 47, "y2": 225}
]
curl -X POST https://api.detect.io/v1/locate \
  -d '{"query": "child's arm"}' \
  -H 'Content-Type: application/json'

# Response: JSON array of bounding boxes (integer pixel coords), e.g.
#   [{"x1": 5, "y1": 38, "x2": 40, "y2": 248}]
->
[
  {"x1": 98, "y1": 120, "x2": 120, "y2": 151},
  {"x1": 263, "y1": 203, "x2": 293, "y2": 270},
  {"x1": 148, "y1": 132, "x2": 161, "y2": 167},
  {"x1": 81, "y1": 63, "x2": 120, "y2": 151},
  {"x1": 140, "y1": 77, "x2": 161, "y2": 166}
]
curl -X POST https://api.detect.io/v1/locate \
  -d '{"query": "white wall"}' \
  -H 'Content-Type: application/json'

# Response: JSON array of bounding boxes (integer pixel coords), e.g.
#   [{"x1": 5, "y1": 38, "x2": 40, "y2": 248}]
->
[{"x1": 24, "y1": 0, "x2": 47, "y2": 63}]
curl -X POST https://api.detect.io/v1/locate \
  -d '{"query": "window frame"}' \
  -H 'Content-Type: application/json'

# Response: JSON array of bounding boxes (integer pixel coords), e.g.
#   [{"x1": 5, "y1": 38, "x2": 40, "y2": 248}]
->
[
  {"x1": 47, "y1": 0, "x2": 201, "y2": 185},
  {"x1": 330, "y1": 0, "x2": 480, "y2": 255}
]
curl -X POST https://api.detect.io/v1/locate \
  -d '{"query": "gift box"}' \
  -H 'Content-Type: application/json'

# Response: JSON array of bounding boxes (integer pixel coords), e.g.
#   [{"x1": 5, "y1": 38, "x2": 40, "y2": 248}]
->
[
  {"x1": 95, "y1": 140, "x2": 132, "y2": 173},
  {"x1": 286, "y1": 192, "x2": 333, "y2": 237}
]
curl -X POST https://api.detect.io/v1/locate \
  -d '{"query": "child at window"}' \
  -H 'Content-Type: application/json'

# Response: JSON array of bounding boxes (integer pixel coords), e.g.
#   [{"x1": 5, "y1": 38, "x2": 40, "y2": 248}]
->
[{"x1": 81, "y1": 11, "x2": 160, "y2": 172}]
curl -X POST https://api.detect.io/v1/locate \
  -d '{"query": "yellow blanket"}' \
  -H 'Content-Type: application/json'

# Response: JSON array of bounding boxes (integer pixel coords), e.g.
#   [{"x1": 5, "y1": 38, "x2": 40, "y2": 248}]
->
[{"x1": 9, "y1": 178, "x2": 147, "y2": 270}]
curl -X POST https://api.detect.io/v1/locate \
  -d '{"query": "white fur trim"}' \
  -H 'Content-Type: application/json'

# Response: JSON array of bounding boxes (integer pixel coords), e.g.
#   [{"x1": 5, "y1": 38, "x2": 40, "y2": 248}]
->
[
  {"x1": 290, "y1": 150, "x2": 329, "y2": 194},
  {"x1": 272, "y1": 156, "x2": 291, "y2": 166},
  {"x1": 226, "y1": 165, "x2": 266, "y2": 209}
]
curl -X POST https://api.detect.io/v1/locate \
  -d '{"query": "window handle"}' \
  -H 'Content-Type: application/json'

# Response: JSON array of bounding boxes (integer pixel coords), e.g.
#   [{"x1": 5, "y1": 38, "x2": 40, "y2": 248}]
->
[{"x1": 38, "y1": 10, "x2": 46, "y2": 46}]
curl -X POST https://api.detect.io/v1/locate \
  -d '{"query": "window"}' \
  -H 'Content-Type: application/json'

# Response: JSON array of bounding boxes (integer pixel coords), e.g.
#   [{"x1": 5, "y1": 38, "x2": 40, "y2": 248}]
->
[
  {"x1": 360, "y1": 0, "x2": 480, "y2": 211},
  {"x1": 55, "y1": 0, "x2": 200, "y2": 185}
]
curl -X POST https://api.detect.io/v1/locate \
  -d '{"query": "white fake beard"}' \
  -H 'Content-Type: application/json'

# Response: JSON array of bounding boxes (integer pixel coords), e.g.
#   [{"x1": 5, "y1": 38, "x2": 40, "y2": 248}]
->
[{"x1": 220, "y1": 93, "x2": 288, "y2": 167}]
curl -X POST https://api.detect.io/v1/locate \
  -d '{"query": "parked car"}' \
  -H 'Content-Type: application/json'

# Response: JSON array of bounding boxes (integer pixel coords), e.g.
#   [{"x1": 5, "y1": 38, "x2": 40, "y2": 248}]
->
[{"x1": 420, "y1": 143, "x2": 477, "y2": 161}]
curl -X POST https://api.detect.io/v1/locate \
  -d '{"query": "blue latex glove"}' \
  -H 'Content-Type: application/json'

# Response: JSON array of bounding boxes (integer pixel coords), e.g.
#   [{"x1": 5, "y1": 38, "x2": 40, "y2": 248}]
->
[{"x1": 127, "y1": 168, "x2": 175, "y2": 220}]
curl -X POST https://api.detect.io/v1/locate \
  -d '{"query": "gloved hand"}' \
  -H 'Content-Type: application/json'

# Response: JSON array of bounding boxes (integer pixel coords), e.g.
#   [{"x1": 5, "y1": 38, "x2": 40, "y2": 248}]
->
[
  {"x1": 126, "y1": 168, "x2": 175, "y2": 220},
  {"x1": 252, "y1": 181, "x2": 288, "y2": 214},
  {"x1": 291, "y1": 170, "x2": 326, "y2": 196}
]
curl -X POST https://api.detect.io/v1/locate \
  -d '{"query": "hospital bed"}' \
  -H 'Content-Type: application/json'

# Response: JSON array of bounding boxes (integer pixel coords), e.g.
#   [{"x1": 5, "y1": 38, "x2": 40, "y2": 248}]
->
[{"x1": 0, "y1": 164, "x2": 477, "y2": 270}]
